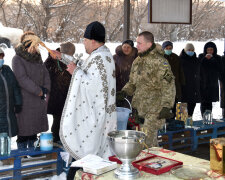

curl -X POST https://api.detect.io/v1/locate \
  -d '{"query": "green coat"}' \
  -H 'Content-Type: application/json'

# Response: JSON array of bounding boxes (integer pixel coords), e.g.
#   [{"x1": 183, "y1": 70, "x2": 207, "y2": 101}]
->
[{"x1": 122, "y1": 43, "x2": 176, "y2": 118}]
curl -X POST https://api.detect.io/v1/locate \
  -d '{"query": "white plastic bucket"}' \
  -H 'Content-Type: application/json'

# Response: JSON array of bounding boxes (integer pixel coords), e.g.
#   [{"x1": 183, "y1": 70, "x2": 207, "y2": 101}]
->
[
  {"x1": 116, "y1": 98, "x2": 132, "y2": 130},
  {"x1": 40, "y1": 132, "x2": 53, "y2": 151}
]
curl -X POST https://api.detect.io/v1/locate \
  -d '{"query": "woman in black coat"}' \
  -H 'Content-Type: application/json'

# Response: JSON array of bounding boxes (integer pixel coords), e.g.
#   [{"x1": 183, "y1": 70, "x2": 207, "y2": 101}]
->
[
  {"x1": 162, "y1": 41, "x2": 185, "y2": 118},
  {"x1": 44, "y1": 42, "x2": 75, "y2": 143},
  {"x1": 0, "y1": 48, "x2": 22, "y2": 137},
  {"x1": 199, "y1": 42, "x2": 222, "y2": 116},
  {"x1": 180, "y1": 43, "x2": 201, "y2": 116},
  {"x1": 220, "y1": 52, "x2": 225, "y2": 117}
]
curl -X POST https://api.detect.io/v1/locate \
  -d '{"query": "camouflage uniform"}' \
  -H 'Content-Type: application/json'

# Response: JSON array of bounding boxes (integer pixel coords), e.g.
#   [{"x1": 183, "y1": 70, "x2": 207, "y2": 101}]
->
[{"x1": 122, "y1": 43, "x2": 176, "y2": 147}]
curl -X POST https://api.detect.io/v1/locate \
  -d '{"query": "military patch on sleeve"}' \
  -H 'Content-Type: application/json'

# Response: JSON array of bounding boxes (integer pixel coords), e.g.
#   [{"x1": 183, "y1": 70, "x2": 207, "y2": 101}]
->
[
  {"x1": 163, "y1": 69, "x2": 173, "y2": 83},
  {"x1": 163, "y1": 61, "x2": 169, "y2": 66}
]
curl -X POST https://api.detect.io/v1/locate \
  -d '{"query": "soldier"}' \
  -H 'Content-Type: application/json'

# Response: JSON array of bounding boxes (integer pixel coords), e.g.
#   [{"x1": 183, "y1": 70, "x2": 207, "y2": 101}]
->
[{"x1": 120, "y1": 31, "x2": 176, "y2": 146}]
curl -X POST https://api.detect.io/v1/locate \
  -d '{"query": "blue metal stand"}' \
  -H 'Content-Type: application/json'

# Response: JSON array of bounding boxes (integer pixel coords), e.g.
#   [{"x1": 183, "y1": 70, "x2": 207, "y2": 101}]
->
[
  {"x1": 158, "y1": 119, "x2": 225, "y2": 152},
  {"x1": 0, "y1": 147, "x2": 63, "y2": 180}
]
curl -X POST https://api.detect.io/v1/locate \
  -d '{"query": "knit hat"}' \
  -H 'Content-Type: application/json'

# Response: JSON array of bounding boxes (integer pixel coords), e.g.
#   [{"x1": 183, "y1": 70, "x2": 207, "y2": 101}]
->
[
  {"x1": 122, "y1": 40, "x2": 134, "y2": 48},
  {"x1": 60, "y1": 42, "x2": 75, "y2": 56},
  {"x1": 84, "y1": 21, "x2": 105, "y2": 43},
  {"x1": 184, "y1": 43, "x2": 195, "y2": 52},
  {"x1": 162, "y1": 41, "x2": 173, "y2": 50}
]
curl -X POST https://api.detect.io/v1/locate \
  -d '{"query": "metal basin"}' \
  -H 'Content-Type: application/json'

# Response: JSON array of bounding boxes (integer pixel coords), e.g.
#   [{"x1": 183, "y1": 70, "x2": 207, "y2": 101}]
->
[{"x1": 108, "y1": 130, "x2": 146, "y2": 180}]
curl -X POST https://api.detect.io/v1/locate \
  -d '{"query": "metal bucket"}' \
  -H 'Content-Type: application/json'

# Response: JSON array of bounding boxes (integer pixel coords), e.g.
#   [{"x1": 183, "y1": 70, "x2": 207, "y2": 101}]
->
[{"x1": 116, "y1": 98, "x2": 132, "y2": 130}]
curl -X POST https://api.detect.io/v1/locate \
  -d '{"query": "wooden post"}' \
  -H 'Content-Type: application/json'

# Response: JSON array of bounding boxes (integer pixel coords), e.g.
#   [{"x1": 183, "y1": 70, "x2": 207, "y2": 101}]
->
[{"x1": 123, "y1": 0, "x2": 130, "y2": 41}]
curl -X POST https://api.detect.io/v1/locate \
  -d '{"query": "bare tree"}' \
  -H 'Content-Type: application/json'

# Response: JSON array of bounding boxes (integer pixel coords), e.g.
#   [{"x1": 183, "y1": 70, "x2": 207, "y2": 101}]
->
[{"x1": 0, "y1": 0, "x2": 224, "y2": 42}]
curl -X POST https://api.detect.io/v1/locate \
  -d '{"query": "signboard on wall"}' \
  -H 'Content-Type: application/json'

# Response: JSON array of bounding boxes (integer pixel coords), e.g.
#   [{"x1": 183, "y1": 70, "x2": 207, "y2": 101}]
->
[{"x1": 149, "y1": 0, "x2": 192, "y2": 24}]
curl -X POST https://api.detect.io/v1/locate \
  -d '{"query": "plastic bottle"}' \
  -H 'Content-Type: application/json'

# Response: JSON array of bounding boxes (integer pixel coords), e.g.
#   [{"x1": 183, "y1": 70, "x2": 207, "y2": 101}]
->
[
  {"x1": 185, "y1": 117, "x2": 193, "y2": 128},
  {"x1": 203, "y1": 110, "x2": 212, "y2": 125}
]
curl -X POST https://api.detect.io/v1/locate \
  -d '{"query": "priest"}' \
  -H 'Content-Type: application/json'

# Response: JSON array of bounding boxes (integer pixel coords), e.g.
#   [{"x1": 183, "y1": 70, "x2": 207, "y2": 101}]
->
[{"x1": 52, "y1": 21, "x2": 117, "y2": 160}]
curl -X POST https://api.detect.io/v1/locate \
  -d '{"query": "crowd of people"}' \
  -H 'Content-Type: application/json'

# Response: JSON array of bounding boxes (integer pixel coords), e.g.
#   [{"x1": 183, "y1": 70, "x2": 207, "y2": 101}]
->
[{"x1": 0, "y1": 21, "x2": 225, "y2": 179}]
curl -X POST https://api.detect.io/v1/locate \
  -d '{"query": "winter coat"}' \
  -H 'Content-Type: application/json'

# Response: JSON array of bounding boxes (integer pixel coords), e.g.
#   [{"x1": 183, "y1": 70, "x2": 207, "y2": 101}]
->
[
  {"x1": 44, "y1": 54, "x2": 71, "y2": 115},
  {"x1": 12, "y1": 45, "x2": 51, "y2": 136},
  {"x1": 180, "y1": 49, "x2": 201, "y2": 103},
  {"x1": 220, "y1": 55, "x2": 225, "y2": 108},
  {"x1": 199, "y1": 42, "x2": 222, "y2": 103},
  {"x1": 113, "y1": 45, "x2": 138, "y2": 91},
  {"x1": 0, "y1": 65, "x2": 22, "y2": 137},
  {"x1": 122, "y1": 43, "x2": 176, "y2": 118},
  {"x1": 164, "y1": 53, "x2": 185, "y2": 100}
]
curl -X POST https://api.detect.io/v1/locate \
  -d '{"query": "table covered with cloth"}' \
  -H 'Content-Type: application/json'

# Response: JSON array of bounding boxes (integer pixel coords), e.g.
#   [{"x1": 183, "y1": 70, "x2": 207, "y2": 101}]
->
[{"x1": 75, "y1": 147, "x2": 225, "y2": 180}]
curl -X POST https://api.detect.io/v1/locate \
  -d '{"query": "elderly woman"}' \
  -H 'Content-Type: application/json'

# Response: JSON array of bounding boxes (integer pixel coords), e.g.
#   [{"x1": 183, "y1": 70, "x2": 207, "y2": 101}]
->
[
  {"x1": 114, "y1": 40, "x2": 138, "y2": 128},
  {"x1": 199, "y1": 42, "x2": 222, "y2": 116},
  {"x1": 179, "y1": 43, "x2": 201, "y2": 117},
  {"x1": 114, "y1": 40, "x2": 138, "y2": 92},
  {"x1": 12, "y1": 32, "x2": 50, "y2": 149}
]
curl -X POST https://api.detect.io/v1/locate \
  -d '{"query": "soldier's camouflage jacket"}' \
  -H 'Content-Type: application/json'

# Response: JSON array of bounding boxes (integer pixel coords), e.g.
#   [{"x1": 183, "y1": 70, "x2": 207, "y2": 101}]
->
[{"x1": 122, "y1": 43, "x2": 176, "y2": 118}]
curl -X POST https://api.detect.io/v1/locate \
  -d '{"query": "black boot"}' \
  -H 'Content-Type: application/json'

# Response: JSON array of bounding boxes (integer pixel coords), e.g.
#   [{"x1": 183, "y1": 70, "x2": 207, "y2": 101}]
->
[
  {"x1": 17, "y1": 141, "x2": 27, "y2": 150},
  {"x1": 28, "y1": 139, "x2": 36, "y2": 148}
]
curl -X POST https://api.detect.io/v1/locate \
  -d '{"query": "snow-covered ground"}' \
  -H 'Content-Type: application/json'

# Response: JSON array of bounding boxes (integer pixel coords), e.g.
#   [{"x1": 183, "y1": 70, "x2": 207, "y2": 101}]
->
[{"x1": 1, "y1": 40, "x2": 225, "y2": 179}]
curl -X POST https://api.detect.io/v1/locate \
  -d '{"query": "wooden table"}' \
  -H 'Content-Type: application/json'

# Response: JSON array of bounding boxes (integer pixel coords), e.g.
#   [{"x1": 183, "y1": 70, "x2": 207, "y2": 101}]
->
[{"x1": 75, "y1": 147, "x2": 225, "y2": 180}]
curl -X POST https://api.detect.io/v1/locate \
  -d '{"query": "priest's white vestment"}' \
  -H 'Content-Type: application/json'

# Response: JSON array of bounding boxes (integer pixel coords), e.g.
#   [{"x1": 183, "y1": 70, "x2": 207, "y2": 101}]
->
[{"x1": 60, "y1": 45, "x2": 117, "y2": 160}]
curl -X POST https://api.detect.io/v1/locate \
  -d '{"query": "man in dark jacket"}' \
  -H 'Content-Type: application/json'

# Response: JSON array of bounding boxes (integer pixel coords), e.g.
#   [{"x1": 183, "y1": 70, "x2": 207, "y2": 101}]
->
[
  {"x1": 162, "y1": 41, "x2": 185, "y2": 117},
  {"x1": 0, "y1": 47, "x2": 22, "y2": 137},
  {"x1": 44, "y1": 42, "x2": 75, "y2": 143},
  {"x1": 199, "y1": 42, "x2": 222, "y2": 116}
]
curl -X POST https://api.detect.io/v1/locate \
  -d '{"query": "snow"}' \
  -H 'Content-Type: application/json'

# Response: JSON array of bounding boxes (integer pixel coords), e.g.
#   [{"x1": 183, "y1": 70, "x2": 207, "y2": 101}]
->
[
  {"x1": 0, "y1": 39, "x2": 225, "y2": 179},
  {"x1": 0, "y1": 22, "x2": 23, "y2": 47}
]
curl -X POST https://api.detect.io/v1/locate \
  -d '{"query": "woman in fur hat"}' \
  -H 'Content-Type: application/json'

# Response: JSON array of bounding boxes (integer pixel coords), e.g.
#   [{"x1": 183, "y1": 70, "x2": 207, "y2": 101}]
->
[{"x1": 12, "y1": 31, "x2": 50, "y2": 149}]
